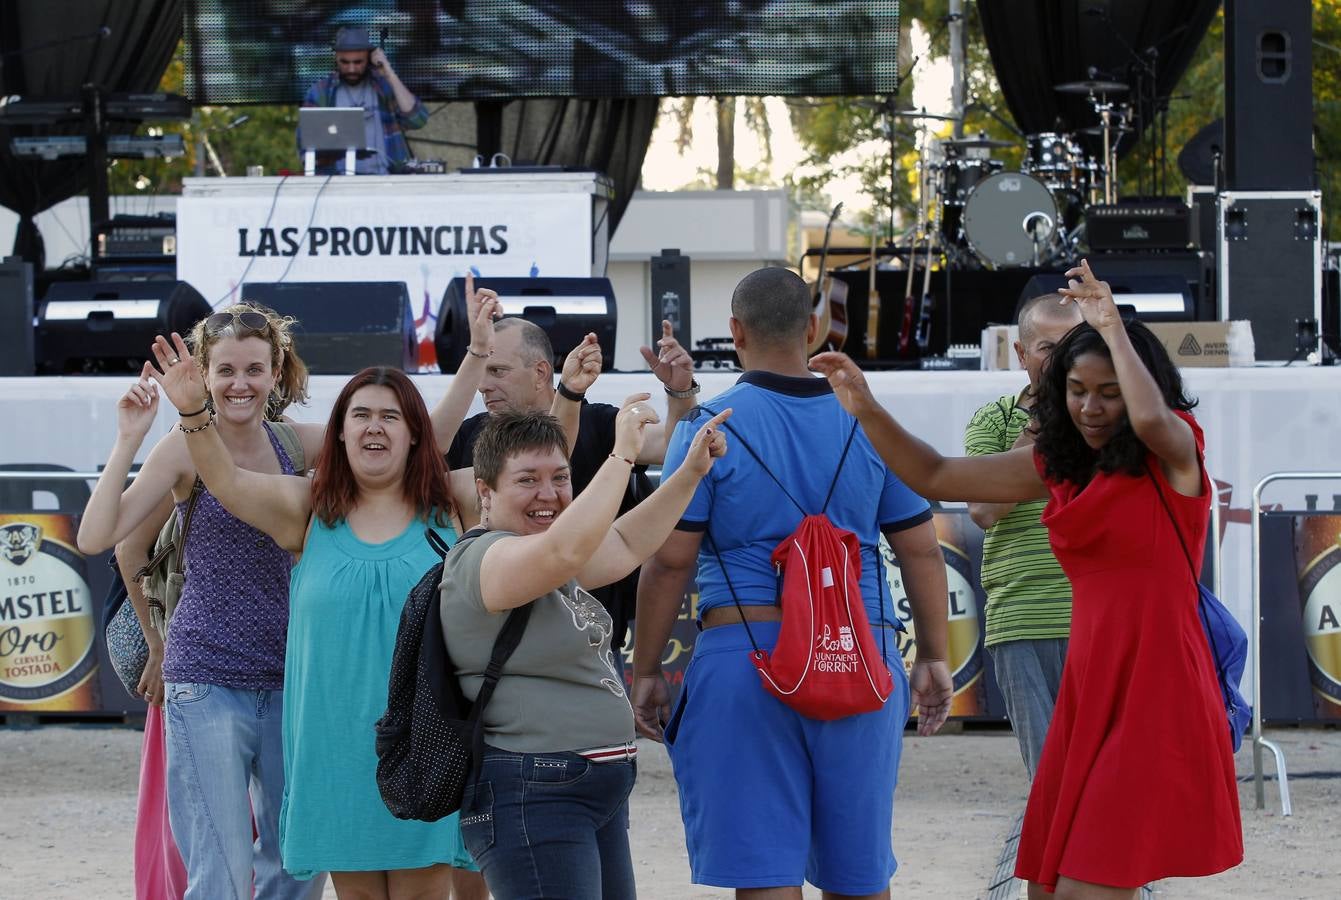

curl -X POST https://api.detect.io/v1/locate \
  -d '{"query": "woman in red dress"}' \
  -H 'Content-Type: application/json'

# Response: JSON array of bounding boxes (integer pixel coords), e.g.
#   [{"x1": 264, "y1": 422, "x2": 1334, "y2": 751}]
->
[{"x1": 811, "y1": 259, "x2": 1242, "y2": 899}]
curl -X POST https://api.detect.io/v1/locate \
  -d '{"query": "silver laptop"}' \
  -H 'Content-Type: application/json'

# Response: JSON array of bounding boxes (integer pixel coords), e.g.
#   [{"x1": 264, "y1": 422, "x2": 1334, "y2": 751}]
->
[{"x1": 298, "y1": 107, "x2": 365, "y2": 151}]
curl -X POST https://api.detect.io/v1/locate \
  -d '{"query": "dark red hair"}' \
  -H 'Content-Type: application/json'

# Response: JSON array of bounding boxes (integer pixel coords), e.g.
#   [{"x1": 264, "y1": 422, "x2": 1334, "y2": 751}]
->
[{"x1": 310, "y1": 367, "x2": 453, "y2": 526}]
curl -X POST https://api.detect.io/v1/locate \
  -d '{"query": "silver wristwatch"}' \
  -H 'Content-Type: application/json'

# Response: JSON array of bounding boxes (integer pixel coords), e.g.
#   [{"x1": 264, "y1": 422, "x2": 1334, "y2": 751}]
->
[{"x1": 664, "y1": 378, "x2": 701, "y2": 399}]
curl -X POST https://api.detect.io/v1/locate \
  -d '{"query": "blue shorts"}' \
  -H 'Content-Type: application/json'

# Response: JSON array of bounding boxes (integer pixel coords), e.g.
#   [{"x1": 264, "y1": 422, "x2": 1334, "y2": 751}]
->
[{"x1": 664, "y1": 620, "x2": 911, "y2": 893}]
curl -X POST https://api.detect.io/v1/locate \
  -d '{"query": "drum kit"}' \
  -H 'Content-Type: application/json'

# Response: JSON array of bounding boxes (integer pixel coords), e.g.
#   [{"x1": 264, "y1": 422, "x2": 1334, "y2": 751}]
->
[{"x1": 920, "y1": 79, "x2": 1133, "y2": 270}]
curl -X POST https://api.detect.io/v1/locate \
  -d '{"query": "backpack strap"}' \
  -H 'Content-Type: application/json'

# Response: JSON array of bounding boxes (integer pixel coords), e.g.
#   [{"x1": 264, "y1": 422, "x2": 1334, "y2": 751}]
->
[
  {"x1": 267, "y1": 420, "x2": 307, "y2": 475},
  {"x1": 437, "y1": 527, "x2": 537, "y2": 785},
  {"x1": 700, "y1": 405, "x2": 860, "y2": 517}
]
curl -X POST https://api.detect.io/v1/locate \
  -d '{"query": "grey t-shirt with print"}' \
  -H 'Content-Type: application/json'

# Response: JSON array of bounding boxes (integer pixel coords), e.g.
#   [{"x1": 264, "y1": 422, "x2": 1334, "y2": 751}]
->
[{"x1": 439, "y1": 529, "x2": 634, "y2": 754}]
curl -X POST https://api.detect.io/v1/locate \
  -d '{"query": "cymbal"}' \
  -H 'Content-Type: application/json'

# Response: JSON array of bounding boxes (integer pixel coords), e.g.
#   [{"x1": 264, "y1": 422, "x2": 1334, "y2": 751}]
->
[
  {"x1": 1077, "y1": 124, "x2": 1134, "y2": 136},
  {"x1": 943, "y1": 134, "x2": 1013, "y2": 149},
  {"x1": 1055, "y1": 79, "x2": 1129, "y2": 95},
  {"x1": 889, "y1": 108, "x2": 961, "y2": 121}
]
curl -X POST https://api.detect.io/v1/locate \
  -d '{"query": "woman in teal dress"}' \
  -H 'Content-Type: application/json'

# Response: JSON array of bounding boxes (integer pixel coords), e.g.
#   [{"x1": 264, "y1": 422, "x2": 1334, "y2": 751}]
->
[{"x1": 141, "y1": 292, "x2": 551, "y2": 897}]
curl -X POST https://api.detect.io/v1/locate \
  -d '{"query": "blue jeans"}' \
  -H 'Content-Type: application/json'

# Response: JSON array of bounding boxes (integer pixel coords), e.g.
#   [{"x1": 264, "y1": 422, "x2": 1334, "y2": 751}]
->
[
  {"x1": 460, "y1": 748, "x2": 637, "y2": 900},
  {"x1": 988, "y1": 638, "x2": 1069, "y2": 779},
  {"x1": 164, "y1": 682, "x2": 324, "y2": 900}
]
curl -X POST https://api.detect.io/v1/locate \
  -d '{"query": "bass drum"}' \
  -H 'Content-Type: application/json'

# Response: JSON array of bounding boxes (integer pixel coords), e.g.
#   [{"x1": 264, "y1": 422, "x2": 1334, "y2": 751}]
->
[{"x1": 962, "y1": 171, "x2": 1059, "y2": 269}]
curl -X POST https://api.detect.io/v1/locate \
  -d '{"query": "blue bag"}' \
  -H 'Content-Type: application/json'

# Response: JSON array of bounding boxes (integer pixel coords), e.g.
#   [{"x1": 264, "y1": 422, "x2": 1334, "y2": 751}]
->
[{"x1": 1148, "y1": 465, "x2": 1251, "y2": 752}]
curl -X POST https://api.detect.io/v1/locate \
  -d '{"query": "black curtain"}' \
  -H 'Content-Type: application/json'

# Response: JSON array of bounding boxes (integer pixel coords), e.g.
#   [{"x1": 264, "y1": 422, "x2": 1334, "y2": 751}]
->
[
  {"x1": 0, "y1": 0, "x2": 182, "y2": 268},
  {"x1": 977, "y1": 0, "x2": 1219, "y2": 171}
]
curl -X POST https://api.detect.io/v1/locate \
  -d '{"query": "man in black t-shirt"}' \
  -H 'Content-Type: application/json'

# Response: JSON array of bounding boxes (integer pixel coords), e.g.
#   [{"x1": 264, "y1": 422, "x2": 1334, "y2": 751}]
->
[{"x1": 444, "y1": 317, "x2": 699, "y2": 663}]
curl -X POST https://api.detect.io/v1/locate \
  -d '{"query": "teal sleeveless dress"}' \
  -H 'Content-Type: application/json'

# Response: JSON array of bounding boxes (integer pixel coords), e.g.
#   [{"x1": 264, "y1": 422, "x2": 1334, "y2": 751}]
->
[{"x1": 278, "y1": 514, "x2": 474, "y2": 877}]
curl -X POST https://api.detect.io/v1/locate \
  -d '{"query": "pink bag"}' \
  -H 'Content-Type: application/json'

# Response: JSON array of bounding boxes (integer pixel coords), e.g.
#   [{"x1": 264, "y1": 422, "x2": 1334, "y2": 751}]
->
[{"x1": 135, "y1": 704, "x2": 186, "y2": 900}]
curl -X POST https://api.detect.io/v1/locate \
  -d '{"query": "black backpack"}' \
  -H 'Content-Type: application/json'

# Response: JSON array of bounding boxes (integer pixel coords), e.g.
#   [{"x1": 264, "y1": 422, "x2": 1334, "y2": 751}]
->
[{"x1": 374, "y1": 528, "x2": 531, "y2": 822}]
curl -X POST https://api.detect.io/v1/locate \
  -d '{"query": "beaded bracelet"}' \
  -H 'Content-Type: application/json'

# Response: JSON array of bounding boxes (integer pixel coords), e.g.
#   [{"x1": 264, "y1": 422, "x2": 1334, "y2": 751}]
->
[
  {"x1": 178, "y1": 415, "x2": 215, "y2": 434},
  {"x1": 466, "y1": 347, "x2": 490, "y2": 359}
]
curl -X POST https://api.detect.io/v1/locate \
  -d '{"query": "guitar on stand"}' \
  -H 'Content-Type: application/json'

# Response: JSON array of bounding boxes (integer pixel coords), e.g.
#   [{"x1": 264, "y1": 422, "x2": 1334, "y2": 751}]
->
[
  {"x1": 899, "y1": 149, "x2": 931, "y2": 355},
  {"x1": 865, "y1": 229, "x2": 881, "y2": 360},
  {"x1": 915, "y1": 228, "x2": 936, "y2": 354},
  {"x1": 807, "y1": 202, "x2": 849, "y2": 355}
]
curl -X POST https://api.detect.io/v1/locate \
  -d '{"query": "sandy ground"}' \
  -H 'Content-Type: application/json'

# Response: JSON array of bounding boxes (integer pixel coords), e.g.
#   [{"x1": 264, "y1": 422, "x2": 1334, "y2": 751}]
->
[{"x1": 0, "y1": 723, "x2": 1336, "y2": 899}]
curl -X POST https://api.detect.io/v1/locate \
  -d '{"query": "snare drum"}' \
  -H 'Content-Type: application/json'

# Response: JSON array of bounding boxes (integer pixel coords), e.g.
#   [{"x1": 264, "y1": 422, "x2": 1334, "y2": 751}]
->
[{"x1": 962, "y1": 171, "x2": 1059, "y2": 268}]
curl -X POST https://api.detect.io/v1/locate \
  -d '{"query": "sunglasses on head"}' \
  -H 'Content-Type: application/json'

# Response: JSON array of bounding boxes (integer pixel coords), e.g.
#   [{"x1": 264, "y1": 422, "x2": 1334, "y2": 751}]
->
[{"x1": 205, "y1": 311, "x2": 270, "y2": 335}]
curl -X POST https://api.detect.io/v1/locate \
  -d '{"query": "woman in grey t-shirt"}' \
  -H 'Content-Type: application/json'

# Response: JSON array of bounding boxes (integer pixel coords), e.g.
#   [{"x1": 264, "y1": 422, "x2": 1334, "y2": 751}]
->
[{"x1": 441, "y1": 402, "x2": 728, "y2": 900}]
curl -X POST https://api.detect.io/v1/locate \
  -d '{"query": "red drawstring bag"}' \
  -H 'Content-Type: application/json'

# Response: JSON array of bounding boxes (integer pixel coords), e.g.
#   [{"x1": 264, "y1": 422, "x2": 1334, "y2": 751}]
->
[{"x1": 705, "y1": 418, "x2": 894, "y2": 720}]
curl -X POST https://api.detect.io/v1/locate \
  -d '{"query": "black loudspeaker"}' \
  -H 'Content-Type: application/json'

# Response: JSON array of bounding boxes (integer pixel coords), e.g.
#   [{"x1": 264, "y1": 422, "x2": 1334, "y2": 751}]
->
[
  {"x1": 1017, "y1": 271, "x2": 1194, "y2": 323},
  {"x1": 435, "y1": 277, "x2": 617, "y2": 374},
  {"x1": 1225, "y1": 0, "x2": 1313, "y2": 190},
  {"x1": 0, "y1": 257, "x2": 36, "y2": 376},
  {"x1": 650, "y1": 249, "x2": 691, "y2": 349},
  {"x1": 240, "y1": 282, "x2": 416, "y2": 375},
  {"x1": 36, "y1": 279, "x2": 210, "y2": 374}
]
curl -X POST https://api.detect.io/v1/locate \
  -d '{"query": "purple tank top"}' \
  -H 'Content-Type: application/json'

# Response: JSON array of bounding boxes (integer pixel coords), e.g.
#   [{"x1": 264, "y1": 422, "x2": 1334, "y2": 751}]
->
[{"x1": 161, "y1": 422, "x2": 297, "y2": 690}]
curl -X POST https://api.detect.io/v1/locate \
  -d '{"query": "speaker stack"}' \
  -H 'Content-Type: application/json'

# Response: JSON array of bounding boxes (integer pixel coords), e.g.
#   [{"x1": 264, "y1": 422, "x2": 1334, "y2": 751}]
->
[{"x1": 1219, "y1": 0, "x2": 1319, "y2": 361}]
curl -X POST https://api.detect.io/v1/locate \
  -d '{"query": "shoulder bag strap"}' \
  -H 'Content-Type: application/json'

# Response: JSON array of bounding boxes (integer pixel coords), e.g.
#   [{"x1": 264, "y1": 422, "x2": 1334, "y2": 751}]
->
[
  {"x1": 1145, "y1": 463, "x2": 1232, "y2": 703},
  {"x1": 174, "y1": 478, "x2": 204, "y2": 579}
]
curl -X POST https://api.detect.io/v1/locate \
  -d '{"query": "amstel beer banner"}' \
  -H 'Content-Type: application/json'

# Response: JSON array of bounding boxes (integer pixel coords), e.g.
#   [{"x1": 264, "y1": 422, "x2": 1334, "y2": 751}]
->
[
  {"x1": 622, "y1": 509, "x2": 997, "y2": 720},
  {"x1": 0, "y1": 514, "x2": 102, "y2": 712},
  {"x1": 1294, "y1": 514, "x2": 1341, "y2": 720}
]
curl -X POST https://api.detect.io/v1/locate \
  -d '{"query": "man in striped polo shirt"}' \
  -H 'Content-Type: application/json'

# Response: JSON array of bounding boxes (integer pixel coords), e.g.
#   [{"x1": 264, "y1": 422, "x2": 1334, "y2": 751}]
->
[{"x1": 964, "y1": 293, "x2": 1081, "y2": 778}]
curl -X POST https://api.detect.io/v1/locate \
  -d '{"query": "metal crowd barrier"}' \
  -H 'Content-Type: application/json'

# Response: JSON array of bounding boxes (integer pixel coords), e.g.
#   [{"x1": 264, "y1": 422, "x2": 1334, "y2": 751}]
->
[{"x1": 1248, "y1": 471, "x2": 1341, "y2": 817}]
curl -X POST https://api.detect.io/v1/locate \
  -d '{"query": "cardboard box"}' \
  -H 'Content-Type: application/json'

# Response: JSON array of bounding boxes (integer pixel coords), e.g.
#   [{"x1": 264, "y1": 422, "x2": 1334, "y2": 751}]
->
[
  {"x1": 1145, "y1": 320, "x2": 1256, "y2": 367},
  {"x1": 979, "y1": 325, "x2": 1021, "y2": 371}
]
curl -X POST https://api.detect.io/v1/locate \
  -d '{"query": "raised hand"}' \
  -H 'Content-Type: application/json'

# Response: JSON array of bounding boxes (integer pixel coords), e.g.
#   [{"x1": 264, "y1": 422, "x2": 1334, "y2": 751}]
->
[
  {"x1": 1058, "y1": 258, "x2": 1121, "y2": 334},
  {"x1": 370, "y1": 47, "x2": 391, "y2": 74},
  {"x1": 681, "y1": 407, "x2": 731, "y2": 477},
  {"x1": 640, "y1": 320, "x2": 693, "y2": 392},
  {"x1": 146, "y1": 333, "x2": 210, "y2": 415},
  {"x1": 561, "y1": 332, "x2": 603, "y2": 395},
  {"x1": 909, "y1": 658, "x2": 953, "y2": 736},
  {"x1": 612, "y1": 392, "x2": 658, "y2": 463},
  {"x1": 116, "y1": 362, "x2": 161, "y2": 441},
  {"x1": 809, "y1": 351, "x2": 877, "y2": 418},
  {"x1": 464, "y1": 272, "x2": 501, "y2": 358},
  {"x1": 632, "y1": 672, "x2": 673, "y2": 742}
]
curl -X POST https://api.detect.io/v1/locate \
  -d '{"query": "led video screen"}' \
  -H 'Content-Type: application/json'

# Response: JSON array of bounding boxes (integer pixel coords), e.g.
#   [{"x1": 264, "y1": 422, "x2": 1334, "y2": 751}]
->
[{"x1": 184, "y1": 1, "x2": 900, "y2": 103}]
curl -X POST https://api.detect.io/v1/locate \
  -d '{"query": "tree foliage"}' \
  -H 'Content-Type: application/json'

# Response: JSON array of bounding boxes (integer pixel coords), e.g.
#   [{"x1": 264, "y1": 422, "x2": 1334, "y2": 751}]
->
[{"x1": 107, "y1": 41, "x2": 301, "y2": 196}]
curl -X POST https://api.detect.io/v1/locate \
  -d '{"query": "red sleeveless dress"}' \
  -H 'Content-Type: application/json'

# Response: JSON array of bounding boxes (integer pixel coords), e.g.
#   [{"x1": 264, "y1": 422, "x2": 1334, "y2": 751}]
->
[{"x1": 1014, "y1": 412, "x2": 1242, "y2": 890}]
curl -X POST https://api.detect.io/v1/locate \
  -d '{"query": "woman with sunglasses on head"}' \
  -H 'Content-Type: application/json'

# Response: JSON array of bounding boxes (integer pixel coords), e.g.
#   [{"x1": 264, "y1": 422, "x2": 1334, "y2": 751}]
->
[
  {"x1": 79, "y1": 304, "x2": 326, "y2": 900},
  {"x1": 79, "y1": 286, "x2": 500, "y2": 900},
  {"x1": 810, "y1": 260, "x2": 1242, "y2": 900},
  {"x1": 137, "y1": 297, "x2": 515, "y2": 899}
]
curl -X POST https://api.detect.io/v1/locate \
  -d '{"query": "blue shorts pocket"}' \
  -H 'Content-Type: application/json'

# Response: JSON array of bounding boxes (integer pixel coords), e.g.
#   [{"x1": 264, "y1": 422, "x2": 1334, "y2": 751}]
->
[{"x1": 663, "y1": 678, "x2": 691, "y2": 748}]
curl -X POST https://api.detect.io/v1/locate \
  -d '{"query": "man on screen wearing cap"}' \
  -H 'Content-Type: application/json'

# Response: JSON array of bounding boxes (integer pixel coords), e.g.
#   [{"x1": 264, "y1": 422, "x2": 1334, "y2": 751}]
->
[{"x1": 299, "y1": 25, "x2": 426, "y2": 174}]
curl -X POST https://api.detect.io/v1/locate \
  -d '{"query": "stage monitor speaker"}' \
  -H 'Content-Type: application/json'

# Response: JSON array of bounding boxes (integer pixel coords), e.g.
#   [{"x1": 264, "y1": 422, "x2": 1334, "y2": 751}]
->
[
  {"x1": 240, "y1": 282, "x2": 415, "y2": 375},
  {"x1": 1225, "y1": 0, "x2": 1313, "y2": 190},
  {"x1": 650, "y1": 249, "x2": 691, "y2": 349},
  {"x1": 36, "y1": 279, "x2": 210, "y2": 374},
  {"x1": 0, "y1": 257, "x2": 36, "y2": 376},
  {"x1": 435, "y1": 277, "x2": 617, "y2": 374},
  {"x1": 1018, "y1": 271, "x2": 1195, "y2": 324}
]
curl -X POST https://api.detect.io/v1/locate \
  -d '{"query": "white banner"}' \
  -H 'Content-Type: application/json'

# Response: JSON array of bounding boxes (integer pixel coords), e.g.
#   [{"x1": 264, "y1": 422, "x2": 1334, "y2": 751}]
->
[{"x1": 176, "y1": 179, "x2": 597, "y2": 310}]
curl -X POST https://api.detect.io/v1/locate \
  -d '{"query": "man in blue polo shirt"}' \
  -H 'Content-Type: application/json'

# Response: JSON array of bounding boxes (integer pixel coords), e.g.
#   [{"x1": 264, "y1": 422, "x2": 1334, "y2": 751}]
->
[{"x1": 633, "y1": 266, "x2": 953, "y2": 898}]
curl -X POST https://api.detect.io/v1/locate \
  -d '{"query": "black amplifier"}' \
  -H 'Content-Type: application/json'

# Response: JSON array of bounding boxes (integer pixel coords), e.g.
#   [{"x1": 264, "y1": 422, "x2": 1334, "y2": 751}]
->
[
  {"x1": 1085, "y1": 201, "x2": 1194, "y2": 252},
  {"x1": 94, "y1": 214, "x2": 176, "y2": 260}
]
